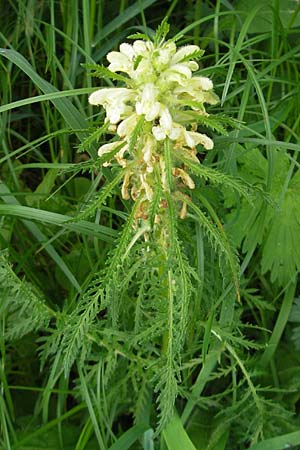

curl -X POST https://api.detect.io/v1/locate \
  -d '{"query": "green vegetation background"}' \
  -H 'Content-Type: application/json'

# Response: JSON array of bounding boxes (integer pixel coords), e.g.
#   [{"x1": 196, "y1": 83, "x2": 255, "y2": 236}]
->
[{"x1": 0, "y1": 1, "x2": 300, "y2": 449}]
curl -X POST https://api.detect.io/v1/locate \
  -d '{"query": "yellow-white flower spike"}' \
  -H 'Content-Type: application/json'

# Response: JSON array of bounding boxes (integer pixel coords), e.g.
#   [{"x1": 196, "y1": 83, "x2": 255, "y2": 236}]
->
[{"x1": 89, "y1": 29, "x2": 219, "y2": 222}]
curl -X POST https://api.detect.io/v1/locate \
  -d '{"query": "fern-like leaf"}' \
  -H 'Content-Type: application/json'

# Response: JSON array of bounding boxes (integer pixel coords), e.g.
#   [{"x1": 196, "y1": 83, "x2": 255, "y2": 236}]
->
[
  {"x1": 177, "y1": 151, "x2": 256, "y2": 202},
  {"x1": 154, "y1": 268, "x2": 180, "y2": 433},
  {"x1": 71, "y1": 169, "x2": 125, "y2": 222},
  {"x1": 178, "y1": 193, "x2": 240, "y2": 300},
  {"x1": 0, "y1": 251, "x2": 54, "y2": 340},
  {"x1": 76, "y1": 122, "x2": 110, "y2": 153},
  {"x1": 178, "y1": 49, "x2": 205, "y2": 63},
  {"x1": 154, "y1": 18, "x2": 170, "y2": 45},
  {"x1": 84, "y1": 63, "x2": 131, "y2": 85}
]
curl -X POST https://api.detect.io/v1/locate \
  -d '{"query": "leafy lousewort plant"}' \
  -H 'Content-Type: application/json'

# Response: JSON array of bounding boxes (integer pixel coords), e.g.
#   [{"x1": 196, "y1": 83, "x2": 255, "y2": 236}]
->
[
  {"x1": 69, "y1": 21, "x2": 253, "y2": 429},
  {"x1": 0, "y1": 19, "x2": 255, "y2": 438}
]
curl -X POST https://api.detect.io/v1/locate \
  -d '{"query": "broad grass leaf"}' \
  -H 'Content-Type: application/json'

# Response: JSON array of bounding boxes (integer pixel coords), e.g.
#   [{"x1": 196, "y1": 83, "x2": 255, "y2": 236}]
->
[
  {"x1": 107, "y1": 424, "x2": 149, "y2": 450},
  {"x1": 163, "y1": 412, "x2": 197, "y2": 450},
  {"x1": 248, "y1": 430, "x2": 300, "y2": 450}
]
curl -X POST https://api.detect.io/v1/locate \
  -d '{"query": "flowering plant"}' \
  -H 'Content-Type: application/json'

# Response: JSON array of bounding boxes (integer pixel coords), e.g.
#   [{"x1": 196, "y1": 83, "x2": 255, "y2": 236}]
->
[
  {"x1": 88, "y1": 22, "x2": 225, "y2": 227},
  {"x1": 81, "y1": 25, "x2": 246, "y2": 426}
]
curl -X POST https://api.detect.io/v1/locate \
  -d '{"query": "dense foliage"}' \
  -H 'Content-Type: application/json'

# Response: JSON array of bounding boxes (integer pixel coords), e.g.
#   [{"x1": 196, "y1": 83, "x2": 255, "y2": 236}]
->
[{"x1": 0, "y1": 1, "x2": 300, "y2": 449}]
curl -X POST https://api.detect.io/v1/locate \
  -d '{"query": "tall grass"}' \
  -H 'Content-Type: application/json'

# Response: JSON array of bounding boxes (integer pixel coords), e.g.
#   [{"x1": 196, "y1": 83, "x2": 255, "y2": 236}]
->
[{"x1": 0, "y1": 1, "x2": 300, "y2": 449}]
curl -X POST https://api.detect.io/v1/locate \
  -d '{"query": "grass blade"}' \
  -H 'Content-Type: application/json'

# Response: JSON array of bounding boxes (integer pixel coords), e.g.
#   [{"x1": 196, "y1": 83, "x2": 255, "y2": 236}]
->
[
  {"x1": 163, "y1": 412, "x2": 197, "y2": 450},
  {"x1": 108, "y1": 424, "x2": 150, "y2": 450},
  {"x1": 0, "y1": 48, "x2": 89, "y2": 143},
  {"x1": 0, "y1": 181, "x2": 81, "y2": 292},
  {"x1": 248, "y1": 431, "x2": 300, "y2": 450},
  {"x1": 0, "y1": 204, "x2": 116, "y2": 242},
  {"x1": 93, "y1": 0, "x2": 157, "y2": 44}
]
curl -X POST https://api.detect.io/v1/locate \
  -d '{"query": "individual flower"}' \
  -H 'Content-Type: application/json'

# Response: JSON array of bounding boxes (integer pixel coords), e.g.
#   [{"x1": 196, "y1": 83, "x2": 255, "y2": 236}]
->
[
  {"x1": 89, "y1": 88, "x2": 135, "y2": 124},
  {"x1": 135, "y1": 83, "x2": 161, "y2": 120}
]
